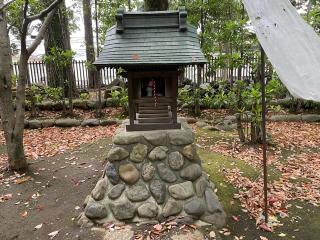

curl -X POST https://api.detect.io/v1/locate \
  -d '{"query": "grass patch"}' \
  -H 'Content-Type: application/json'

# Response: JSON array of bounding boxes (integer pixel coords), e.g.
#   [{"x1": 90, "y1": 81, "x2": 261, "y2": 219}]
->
[
  {"x1": 0, "y1": 144, "x2": 6, "y2": 155},
  {"x1": 199, "y1": 149, "x2": 259, "y2": 214}
]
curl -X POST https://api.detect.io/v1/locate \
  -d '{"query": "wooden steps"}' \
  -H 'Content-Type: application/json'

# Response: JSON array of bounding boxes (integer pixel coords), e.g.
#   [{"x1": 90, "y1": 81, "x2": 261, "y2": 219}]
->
[
  {"x1": 137, "y1": 117, "x2": 171, "y2": 124},
  {"x1": 138, "y1": 113, "x2": 169, "y2": 118},
  {"x1": 139, "y1": 106, "x2": 169, "y2": 111}
]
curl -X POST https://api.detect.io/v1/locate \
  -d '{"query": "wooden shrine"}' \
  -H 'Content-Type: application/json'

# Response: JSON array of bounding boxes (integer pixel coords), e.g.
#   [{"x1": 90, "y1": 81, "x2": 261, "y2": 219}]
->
[{"x1": 94, "y1": 7, "x2": 207, "y2": 131}]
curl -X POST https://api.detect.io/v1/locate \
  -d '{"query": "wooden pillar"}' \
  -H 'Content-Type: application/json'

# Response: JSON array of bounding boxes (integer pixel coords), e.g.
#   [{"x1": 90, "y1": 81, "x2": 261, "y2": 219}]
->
[
  {"x1": 172, "y1": 73, "x2": 178, "y2": 124},
  {"x1": 128, "y1": 73, "x2": 135, "y2": 126}
]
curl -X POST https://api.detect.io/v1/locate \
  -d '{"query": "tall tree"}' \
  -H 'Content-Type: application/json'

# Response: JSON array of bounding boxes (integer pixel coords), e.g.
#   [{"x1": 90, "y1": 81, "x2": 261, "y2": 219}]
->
[
  {"x1": 0, "y1": 0, "x2": 15, "y2": 167},
  {"x1": 83, "y1": 0, "x2": 95, "y2": 88},
  {"x1": 44, "y1": 0, "x2": 73, "y2": 89},
  {"x1": 144, "y1": 0, "x2": 168, "y2": 11},
  {"x1": 0, "y1": 0, "x2": 62, "y2": 170}
]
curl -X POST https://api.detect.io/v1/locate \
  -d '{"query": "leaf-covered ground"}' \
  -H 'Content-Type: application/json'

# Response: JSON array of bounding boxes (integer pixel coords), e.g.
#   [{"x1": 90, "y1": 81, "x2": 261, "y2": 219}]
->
[
  {"x1": 197, "y1": 121, "x2": 320, "y2": 240},
  {"x1": 0, "y1": 125, "x2": 117, "y2": 172}
]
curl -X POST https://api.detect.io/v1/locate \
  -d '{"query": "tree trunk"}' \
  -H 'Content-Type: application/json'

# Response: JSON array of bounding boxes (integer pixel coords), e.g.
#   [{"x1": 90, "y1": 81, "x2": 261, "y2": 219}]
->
[
  {"x1": 144, "y1": 0, "x2": 169, "y2": 11},
  {"x1": 0, "y1": 4, "x2": 28, "y2": 170},
  {"x1": 44, "y1": 0, "x2": 75, "y2": 92},
  {"x1": 83, "y1": 0, "x2": 96, "y2": 89}
]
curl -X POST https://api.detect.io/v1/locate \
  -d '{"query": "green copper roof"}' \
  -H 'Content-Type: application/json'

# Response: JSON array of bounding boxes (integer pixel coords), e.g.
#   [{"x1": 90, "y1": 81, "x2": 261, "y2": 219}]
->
[{"x1": 94, "y1": 8, "x2": 207, "y2": 67}]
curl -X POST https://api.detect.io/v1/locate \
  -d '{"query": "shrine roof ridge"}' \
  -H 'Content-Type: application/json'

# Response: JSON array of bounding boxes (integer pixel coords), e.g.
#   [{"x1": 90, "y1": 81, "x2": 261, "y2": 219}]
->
[{"x1": 94, "y1": 7, "x2": 207, "y2": 68}]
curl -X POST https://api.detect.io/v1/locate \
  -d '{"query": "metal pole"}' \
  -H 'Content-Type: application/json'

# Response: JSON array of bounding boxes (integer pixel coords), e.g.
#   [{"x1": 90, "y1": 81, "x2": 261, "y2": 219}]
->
[
  {"x1": 95, "y1": 0, "x2": 102, "y2": 117},
  {"x1": 260, "y1": 45, "x2": 268, "y2": 224},
  {"x1": 95, "y1": 0, "x2": 99, "y2": 57}
]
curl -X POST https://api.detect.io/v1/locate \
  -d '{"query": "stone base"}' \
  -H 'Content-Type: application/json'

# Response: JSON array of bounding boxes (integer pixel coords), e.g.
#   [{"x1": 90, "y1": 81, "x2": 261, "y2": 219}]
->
[{"x1": 79, "y1": 119, "x2": 226, "y2": 228}]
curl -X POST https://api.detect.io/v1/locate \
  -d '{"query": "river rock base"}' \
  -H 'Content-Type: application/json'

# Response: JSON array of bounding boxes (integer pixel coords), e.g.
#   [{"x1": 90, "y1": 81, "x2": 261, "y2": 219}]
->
[{"x1": 79, "y1": 120, "x2": 226, "y2": 228}]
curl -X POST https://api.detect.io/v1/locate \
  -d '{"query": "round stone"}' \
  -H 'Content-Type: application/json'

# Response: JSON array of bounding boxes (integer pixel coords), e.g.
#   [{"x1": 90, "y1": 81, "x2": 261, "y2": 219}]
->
[
  {"x1": 150, "y1": 180, "x2": 166, "y2": 204},
  {"x1": 137, "y1": 202, "x2": 158, "y2": 218},
  {"x1": 194, "y1": 176, "x2": 209, "y2": 197},
  {"x1": 105, "y1": 163, "x2": 120, "y2": 185},
  {"x1": 200, "y1": 212, "x2": 226, "y2": 228},
  {"x1": 91, "y1": 178, "x2": 108, "y2": 201},
  {"x1": 149, "y1": 146, "x2": 168, "y2": 161},
  {"x1": 162, "y1": 199, "x2": 182, "y2": 218},
  {"x1": 168, "y1": 129, "x2": 194, "y2": 146},
  {"x1": 141, "y1": 162, "x2": 156, "y2": 181},
  {"x1": 130, "y1": 143, "x2": 148, "y2": 163},
  {"x1": 180, "y1": 164, "x2": 202, "y2": 181},
  {"x1": 144, "y1": 132, "x2": 167, "y2": 146},
  {"x1": 168, "y1": 151, "x2": 184, "y2": 170},
  {"x1": 184, "y1": 198, "x2": 206, "y2": 217},
  {"x1": 107, "y1": 147, "x2": 129, "y2": 162},
  {"x1": 126, "y1": 182, "x2": 151, "y2": 202},
  {"x1": 205, "y1": 189, "x2": 223, "y2": 213},
  {"x1": 157, "y1": 163, "x2": 177, "y2": 183},
  {"x1": 113, "y1": 131, "x2": 141, "y2": 145},
  {"x1": 181, "y1": 144, "x2": 196, "y2": 160},
  {"x1": 110, "y1": 200, "x2": 136, "y2": 220},
  {"x1": 168, "y1": 181, "x2": 194, "y2": 200},
  {"x1": 108, "y1": 184, "x2": 125, "y2": 200},
  {"x1": 196, "y1": 121, "x2": 207, "y2": 128},
  {"x1": 119, "y1": 163, "x2": 140, "y2": 185},
  {"x1": 85, "y1": 202, "x2": 108, "y2": 219}
]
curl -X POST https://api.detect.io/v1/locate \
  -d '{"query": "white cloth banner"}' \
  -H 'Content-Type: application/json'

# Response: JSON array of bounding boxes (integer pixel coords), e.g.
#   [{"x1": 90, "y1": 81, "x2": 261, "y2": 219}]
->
[{"x1": 243, "y1": 0, "x2": 320, "y2": 101}]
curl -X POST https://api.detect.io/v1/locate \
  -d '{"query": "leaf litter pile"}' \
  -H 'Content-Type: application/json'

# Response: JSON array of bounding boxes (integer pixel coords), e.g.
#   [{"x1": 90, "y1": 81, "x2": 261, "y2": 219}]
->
[
  {"x1": 0, "y1": 125, "x2": 117, "y2": 183},
  {"x1": 206, "y1": 121, "x2": 320, "y2": 231},
  {"x1": 130, "y1": 216, "x2": 199, "y2": 240}
]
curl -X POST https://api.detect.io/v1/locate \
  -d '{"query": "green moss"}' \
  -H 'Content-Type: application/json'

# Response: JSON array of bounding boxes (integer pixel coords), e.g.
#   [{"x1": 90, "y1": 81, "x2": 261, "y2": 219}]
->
[
  {"x1": 0, "y1": 144, "x2": 6, "y2": 155},
  {"x1": 199, "y1": 149, "x2": 260, "y2": 214}
]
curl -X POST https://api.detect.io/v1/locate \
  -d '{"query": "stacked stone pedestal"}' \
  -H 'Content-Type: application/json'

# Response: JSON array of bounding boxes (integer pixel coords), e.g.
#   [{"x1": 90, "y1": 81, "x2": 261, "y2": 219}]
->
[{"x1": 79, "y1": 120, "x2": 226, "y2": 228}]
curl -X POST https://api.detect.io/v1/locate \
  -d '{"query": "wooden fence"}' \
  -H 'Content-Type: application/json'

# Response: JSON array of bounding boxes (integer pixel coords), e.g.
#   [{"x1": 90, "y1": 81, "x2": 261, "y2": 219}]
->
[{"x1": 12, "y1": 57, "x2": 258, "y2": 89}]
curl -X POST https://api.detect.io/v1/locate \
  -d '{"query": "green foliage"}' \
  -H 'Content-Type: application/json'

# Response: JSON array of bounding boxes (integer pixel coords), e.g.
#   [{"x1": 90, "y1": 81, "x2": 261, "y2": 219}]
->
[
  {"x1": 305, "y1": 1, "x2": 320, "y2": 33},
  {"x1": 43, "y1": 47, "x2": 75, "y2": 103},
  {"x1": 79, "y1": 92, "x2": 90, "y2": 101},
  {"x1": 45, "y1": 87, "x2": 63, "y2": 103},
  {"x1": 43, "y1": 47, "x2": 75, "y2": 68},
  {"x1": 97, "y1": 0, "x2": 142, "y2": 46},
  {"x1": 29, "y1": 85, "x2": 44, "y2": 105},
  {"x1": 6, "y1": 0, "x2": 44, "y2": 37},
  {"x1": 85, "y1": 60, "x2": 97, "y2": 72},
  {"x1": 26, "y1": 85, "x2": 45, "y2": 117},
  {"x1": 11, "y1": 75, "x2": 17, "y2": 88},
  {"x1": 178, "y1": 87, "x2": 194, "y2": 106},
  {"x1": 110, "y1": 87, "x2": 128, "y2": 110}
]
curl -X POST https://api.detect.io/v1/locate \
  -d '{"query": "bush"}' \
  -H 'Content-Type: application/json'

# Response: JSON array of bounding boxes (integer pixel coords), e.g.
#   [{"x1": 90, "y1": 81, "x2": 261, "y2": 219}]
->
[
  {"x1": 45, "y1": 87, "x2": 64, "y2": 103},
  {"x1": 79, "y1": 92, "x2": 90, "y2": 100},
  {"x1": 110, "y1": 87, "x2": 128, "y2": 112}
]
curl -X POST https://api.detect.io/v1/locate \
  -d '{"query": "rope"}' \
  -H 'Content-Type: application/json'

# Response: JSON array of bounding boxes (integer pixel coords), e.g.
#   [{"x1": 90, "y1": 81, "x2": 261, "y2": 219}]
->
[{"x1": 152, "y1": 79, "x2": 158, "y2": 107}]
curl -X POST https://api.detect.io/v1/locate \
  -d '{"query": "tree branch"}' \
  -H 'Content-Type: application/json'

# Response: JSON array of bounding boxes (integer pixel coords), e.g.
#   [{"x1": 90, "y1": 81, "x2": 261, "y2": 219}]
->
[
  {"x1": 0, "y1": 0, "x2": 16, "y2": 11},
  {"x1": 27, "y1": 0, "x2": 62, "y2": 22},
  {"x1": 27, "y1": 7, "x2": 57, "y2": 55}
]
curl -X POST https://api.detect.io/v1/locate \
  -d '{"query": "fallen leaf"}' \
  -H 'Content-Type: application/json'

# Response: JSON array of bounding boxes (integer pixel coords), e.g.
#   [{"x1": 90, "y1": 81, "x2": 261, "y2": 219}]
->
[
  {"x1": 209, "y1": 231, "x2": 216, "y2": 238},
  {"x1": 232, "y1": 215, "x2": 240, "y2": 222},
  {"x1": 278, "y1": 233, "x2": 286, "y2": 237},
  {"x1": 259, "y1": 223, "x2": 273, "y2": 232},
  {"x1": 15, "y1": 176, "x2": 32, "y2": 184},
  {"x1": 34, "y1": 224, "x2": 43, "y2": 230},
  {"x1": 260, "y1": 236, "x2": 268, "y2": 240},
  {"x1": 48, "y1": 230, "x2": 59, "y2": 239},
  {"x1": 153, "y1": 224, "x2": 162, "y2": 231},
  {"x1": 20, "y1": 210, "x2": 28, "y2": 218}
]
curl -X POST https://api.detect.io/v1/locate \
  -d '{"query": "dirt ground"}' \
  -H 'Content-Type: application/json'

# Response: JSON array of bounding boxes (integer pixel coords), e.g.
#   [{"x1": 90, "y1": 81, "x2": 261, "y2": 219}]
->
[{"x1": 0, "y1": 137, "x2": 113, "y2": 240}]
